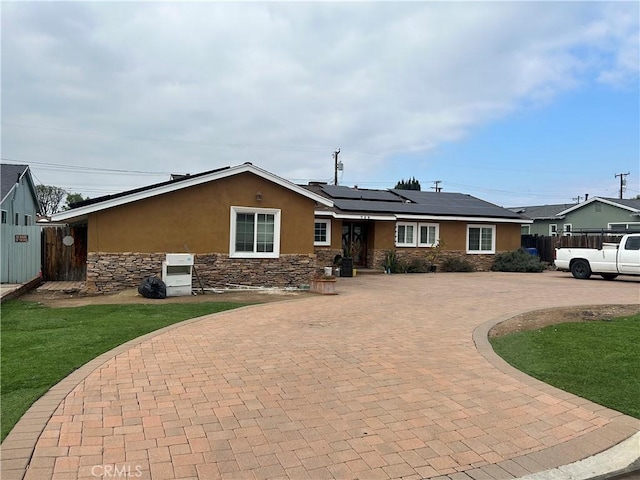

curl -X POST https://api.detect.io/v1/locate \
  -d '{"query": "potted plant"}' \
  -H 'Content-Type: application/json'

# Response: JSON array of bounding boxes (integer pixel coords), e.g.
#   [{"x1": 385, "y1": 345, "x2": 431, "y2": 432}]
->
[
  {"x1": 425, "y1": 240, "x2": 444, "y2": 273},
  {"x1": 310, "y1": 272, "x2": 338, "y2": 295},
  {"x1": 340, "y1": 243, "x2": 356, "y2": 277},
  {"x1": 383, "y1": 250, "x2": 397, "y2": 274}
]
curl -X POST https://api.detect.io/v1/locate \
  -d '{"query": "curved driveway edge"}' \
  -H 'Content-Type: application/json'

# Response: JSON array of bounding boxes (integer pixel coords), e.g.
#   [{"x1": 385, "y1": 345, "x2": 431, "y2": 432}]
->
[
  {"x1": 2, "y1": 272, "x2": 639, "y2": 480},
  {"x1": 473, "y1": 311, "x2": 640, "y2": 479}
]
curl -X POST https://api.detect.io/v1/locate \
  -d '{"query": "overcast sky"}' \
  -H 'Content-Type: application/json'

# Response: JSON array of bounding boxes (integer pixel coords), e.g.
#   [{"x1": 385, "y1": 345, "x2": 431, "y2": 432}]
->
[{"x1": 2, "y1": 1, "x2": 638, "y2": 207}]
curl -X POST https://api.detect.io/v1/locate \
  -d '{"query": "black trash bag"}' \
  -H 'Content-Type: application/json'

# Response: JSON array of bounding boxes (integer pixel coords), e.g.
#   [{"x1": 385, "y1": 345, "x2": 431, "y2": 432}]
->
[{"x1": 138, "y1": 277, "x2": 167, "y2": 299}]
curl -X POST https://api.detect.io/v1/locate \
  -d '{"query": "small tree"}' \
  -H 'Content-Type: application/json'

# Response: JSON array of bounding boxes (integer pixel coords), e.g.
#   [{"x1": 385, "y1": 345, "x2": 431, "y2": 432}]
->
[
  {"x1": 63, "y1": 192, "x2": 89, "y2": 210},
  {"x1": 394, "y1": 177, "x2": 421, "y2": 191},
  {"x1": 36, "y1": 185, "x2": 67, "y2": 216}
]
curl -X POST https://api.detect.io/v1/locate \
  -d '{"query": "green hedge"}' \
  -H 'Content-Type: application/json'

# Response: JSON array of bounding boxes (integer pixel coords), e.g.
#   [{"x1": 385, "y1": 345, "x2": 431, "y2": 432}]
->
[{"x1": 491, "y1": 248, "x2": 545, "y2": 272}]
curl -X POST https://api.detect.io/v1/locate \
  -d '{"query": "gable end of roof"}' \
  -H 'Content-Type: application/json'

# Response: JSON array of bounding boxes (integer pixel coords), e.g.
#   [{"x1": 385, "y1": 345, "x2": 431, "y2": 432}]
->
[{"x1": 51, "y1": 163, "x2": 333, "y2": 222}]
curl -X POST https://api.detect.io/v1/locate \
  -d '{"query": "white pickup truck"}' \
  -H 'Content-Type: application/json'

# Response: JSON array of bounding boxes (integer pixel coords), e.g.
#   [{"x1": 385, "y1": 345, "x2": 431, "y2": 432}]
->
[{"x1": 555, "y1": 233, "x2": 640, "y2": 280}]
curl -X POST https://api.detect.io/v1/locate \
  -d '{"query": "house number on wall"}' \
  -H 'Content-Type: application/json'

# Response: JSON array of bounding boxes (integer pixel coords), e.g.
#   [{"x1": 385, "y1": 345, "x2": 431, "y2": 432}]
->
[{"x1": 14, "y1": 235, "x2": 28, "y2": 243}]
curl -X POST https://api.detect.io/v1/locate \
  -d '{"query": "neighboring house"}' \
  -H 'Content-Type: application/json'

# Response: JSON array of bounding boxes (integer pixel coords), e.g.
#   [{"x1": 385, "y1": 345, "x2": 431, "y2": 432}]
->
[
  {"x1": 306, "y1": 184, "x2": 529, "y2": 272},
  {"x1": 50, "y1": 163, "x2": 530, "y2": 293},
  {"x1": 1, "y1": 163, "x2": 42, "y2": 283},
  {"x1": 51, "y1": 163, "x2": 334, "y2": 293},
  {"x1": 1, "y1": 164, "x2": 40, "y2": 227},
  {"x1": 511, "y1": 197, "x2": 640, "y2": 236}
]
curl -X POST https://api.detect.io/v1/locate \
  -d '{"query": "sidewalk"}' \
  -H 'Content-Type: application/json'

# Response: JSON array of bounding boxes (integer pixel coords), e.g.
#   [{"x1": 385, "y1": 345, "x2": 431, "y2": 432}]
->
[
  {"x1": 1, "y1": 272, "x2": 638, "y2": 479},
  {"x1": 0, "y1": 283, "x2": 21, "y2": 298}
]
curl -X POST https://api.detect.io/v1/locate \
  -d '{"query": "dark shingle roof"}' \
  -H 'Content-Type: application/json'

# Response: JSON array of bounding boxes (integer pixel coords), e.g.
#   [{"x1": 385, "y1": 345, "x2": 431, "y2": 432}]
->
[
  {"x1": 321, "y1": 185, "x2": 402, "y2": 202},
  {"x1": 72, "y1": 165, "x2": 231, "y2": 208},
  {"x1": 391, "y1": 190, "x2": 522, "y2": 218},
  {"x1": 306, "y1": 184, "x2": 524, "y2": 219},
  {"x1": 511, "y1": 198, "x2": 640, "y2": 219},
  {"x1": 507, "y1": 204, "x2": 573, "y2": 220},
  {"x1": 1, "y1": 164, "x2": 29, "y2": 202},
  {"x1": 593, "y1": 198, "x2": 640, "y2": 211}
]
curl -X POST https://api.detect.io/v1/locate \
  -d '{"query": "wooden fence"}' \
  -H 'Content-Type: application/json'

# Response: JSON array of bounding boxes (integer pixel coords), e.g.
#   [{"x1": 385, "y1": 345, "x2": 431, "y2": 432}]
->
[
  {"x1": 42, "y1": 225, "x2": 87, "y2": 281},
  {"x1": 521, "y1": 234, "x2": 625, "y2": 264}
]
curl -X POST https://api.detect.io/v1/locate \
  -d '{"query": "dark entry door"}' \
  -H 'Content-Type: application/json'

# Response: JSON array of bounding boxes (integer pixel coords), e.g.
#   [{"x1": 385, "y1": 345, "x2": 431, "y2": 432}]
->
[{"x1": 342, "y1": 222, "x2": 368, "y2": 267}]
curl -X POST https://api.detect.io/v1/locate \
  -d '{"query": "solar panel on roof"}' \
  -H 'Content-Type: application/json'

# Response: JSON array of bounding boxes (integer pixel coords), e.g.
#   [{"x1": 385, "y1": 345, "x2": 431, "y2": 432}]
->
[
  {"x1": 333, "y1": 195, "x2": 522, "y2": 218},
  {"x1": 321, "y1": 185, "x2": 401, "y2": 202}
]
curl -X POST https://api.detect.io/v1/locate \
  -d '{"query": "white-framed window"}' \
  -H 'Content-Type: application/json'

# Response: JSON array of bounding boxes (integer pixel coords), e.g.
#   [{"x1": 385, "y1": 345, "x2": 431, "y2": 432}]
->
[
  {"x1": 467, "y1": 225, "x2": 495, "y2": 254},
  {"x1": 563, "y1": 224, "x2": 572, "y2": 236},
  {"x1": 14, "y1": 213, "x2": 19, "y2": 226},
  {"x1": 521, "y1": 225, "x2": 530, "y2": 235},
  {"x1": 1, "y1": 210, "x2": 7, "y2": 224},
  {"x1": 229, "y1": 206, "x2": 281, "y2": 258},
  {"x1": 549, "y1": 224, "x2": 558, "y2": 236},
  {"x1": 609, "y1": 222, "x2": 640, "y2": 232},
  {"x1": 314, "y1": 219, "x2": 331, "y2": 246},
  {"x1": 396, "y1": 222, "x2": 417, "y2": 247},
  {"x1": 24, "y1": 214, "x2": 33, "y2": 226},
  {"x1": 418, "y1": 223, "x2": 439, "y2": 247}
]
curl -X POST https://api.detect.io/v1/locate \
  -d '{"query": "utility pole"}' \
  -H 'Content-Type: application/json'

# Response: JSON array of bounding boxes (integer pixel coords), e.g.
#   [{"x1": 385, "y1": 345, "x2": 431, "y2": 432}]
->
[
  {"x1": 614, "y1": 172, "x2": 630, "y2": 199},
  {"x1": 431, "y1": 180, "x2": 442, "y2": 193},
  {"x1": 333, "y1": 149, "x2": 341, "y2": 185}
]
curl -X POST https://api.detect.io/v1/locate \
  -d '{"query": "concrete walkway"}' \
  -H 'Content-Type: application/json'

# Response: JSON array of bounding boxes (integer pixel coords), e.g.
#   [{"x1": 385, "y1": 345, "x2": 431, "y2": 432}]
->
[{"x1": 2, "y1": 272, "x2": 639, "y2": 480}]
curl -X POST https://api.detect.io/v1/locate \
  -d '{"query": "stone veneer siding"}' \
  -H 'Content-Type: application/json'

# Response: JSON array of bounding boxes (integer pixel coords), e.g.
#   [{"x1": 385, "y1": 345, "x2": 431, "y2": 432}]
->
[
  {"x1": 314, "y1": 248, "x2": 344, "y2": 268},
  {"x1": 85, "y1": 252, "x2": 318, "y2": 294},
  {"x1": 371, "y1": 249, "x2": 497, "y2": 272}
]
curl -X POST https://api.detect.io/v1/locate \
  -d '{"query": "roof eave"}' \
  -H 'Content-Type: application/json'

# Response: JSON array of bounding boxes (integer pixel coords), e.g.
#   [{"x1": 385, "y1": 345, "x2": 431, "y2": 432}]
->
[
  {"x1": 557, "y1": 197, "x2": 640, "y2": 215},
  {"x1": 51, "y1": 164, "x2": 333, "y2": 222},
  {"x1": 315, "y1": 210, "x2": 532, "y2": 224}
]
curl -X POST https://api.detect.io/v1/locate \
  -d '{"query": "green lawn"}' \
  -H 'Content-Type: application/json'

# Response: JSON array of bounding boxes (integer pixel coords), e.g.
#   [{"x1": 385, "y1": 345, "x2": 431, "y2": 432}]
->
[
  {"x1": 1, "y1": 300, "x2": 247, "y2": 441},
  {"x1": 490, "y1": 313, "x2": 640, "y2": 419}
]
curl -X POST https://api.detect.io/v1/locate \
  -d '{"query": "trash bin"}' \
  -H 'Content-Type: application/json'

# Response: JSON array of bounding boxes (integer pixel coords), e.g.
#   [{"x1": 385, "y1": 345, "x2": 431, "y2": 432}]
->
[
  {"x1": 524, "y1": 247, "x2": 539, "y2": 256},
  {"x1": 340, "y1": 257, "x2": 353, "y2": 277}
]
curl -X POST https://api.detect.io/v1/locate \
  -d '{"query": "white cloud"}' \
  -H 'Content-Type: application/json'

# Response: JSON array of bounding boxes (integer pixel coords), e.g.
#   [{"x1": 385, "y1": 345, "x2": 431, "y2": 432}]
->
[{"x1": 1, "y1": 1, "x2": 638, "y2": 196}]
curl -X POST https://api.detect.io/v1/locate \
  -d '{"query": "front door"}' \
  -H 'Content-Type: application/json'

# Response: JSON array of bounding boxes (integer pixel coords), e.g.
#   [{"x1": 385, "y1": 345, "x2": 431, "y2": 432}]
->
[{"x1": 342, "y1": 222, "x2": 368, "y2": 267}]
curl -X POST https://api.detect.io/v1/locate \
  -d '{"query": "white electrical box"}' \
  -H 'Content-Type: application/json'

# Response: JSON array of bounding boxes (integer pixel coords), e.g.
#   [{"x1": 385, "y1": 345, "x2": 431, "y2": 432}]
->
[{"x1": 162, "y1": 254, "x2": 194, "y2": 297}]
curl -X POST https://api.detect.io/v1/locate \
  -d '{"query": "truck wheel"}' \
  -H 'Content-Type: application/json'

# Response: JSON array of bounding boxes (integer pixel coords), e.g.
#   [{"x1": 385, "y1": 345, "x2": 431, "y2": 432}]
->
[
  {"x1": 570, "y1": 259, "x2": 591, "y2": 279},
  {"x1": 600, "y1": 273, "x2": 618, "y2": 281}
]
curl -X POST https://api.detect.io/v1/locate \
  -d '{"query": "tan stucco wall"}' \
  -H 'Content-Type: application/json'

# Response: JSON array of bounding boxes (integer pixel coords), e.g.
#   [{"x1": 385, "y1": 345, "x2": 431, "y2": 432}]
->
[
  {"x1": 87, "y1": 173, "x2": 316, "y2": 254},
  {"x1": 330, "y1": 218, "x2": 343, "y2": 248},
  {"x1": 371, "y1": 221, "x2": 395, "y2": 250},
  {"x1": 438, "y1": 221, "x2": 522, "y2": 251},
  {"x1": 350, "y1": 220, "x2": 522, "y2": 252},
  {"x1": 495, "y1": 223, "x2": 522, "y2": 251}
]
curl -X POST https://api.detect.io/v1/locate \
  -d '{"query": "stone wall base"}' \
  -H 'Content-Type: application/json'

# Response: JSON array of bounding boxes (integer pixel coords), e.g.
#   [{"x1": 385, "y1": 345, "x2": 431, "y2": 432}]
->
[
  {"x1": 314, "y1": 248, "x2": 343, "y2": 268},
  {"x1": 85, "y1": 252, "x2": 317, "y2": 294},
  {"x1": 371, "y1": 249, "x2": 497, "y2": 272}
]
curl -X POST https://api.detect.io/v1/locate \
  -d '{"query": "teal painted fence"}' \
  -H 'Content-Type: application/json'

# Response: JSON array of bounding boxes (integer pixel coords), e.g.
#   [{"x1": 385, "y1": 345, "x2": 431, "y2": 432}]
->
[{"x1": 1, "y1": 225, "x2": 42, "y2": 283}]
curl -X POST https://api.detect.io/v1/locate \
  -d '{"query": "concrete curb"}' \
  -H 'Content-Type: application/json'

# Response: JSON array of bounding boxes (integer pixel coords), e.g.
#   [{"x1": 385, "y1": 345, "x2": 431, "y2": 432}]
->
[
  {"x1": 474, "y1": 306, "x2": 640, "y2": 480},
  {"x1": 0, "y1": 303, "x2": 266, "y2": 480},
  {"x1": 516, "y1": 432, "x2": 640, "y2": 479}
]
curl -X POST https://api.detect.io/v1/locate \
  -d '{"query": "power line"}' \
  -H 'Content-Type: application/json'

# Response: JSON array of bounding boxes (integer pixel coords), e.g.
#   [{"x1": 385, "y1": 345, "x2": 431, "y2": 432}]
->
[{"x1": 1, "y1": 158, "x2": 176, "y2": 176}]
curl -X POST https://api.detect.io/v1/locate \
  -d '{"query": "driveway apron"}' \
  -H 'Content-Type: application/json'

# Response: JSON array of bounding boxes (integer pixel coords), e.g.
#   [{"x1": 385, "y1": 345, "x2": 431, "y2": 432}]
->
[{"x1": 2, "y1": 272, "x2": 639, "y2": 480}]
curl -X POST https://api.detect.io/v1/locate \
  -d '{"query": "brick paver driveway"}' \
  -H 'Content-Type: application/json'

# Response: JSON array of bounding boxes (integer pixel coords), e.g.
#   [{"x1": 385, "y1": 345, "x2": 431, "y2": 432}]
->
[{"x1": 2, "y1": 272, "x2": 639, "y2": 480}]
